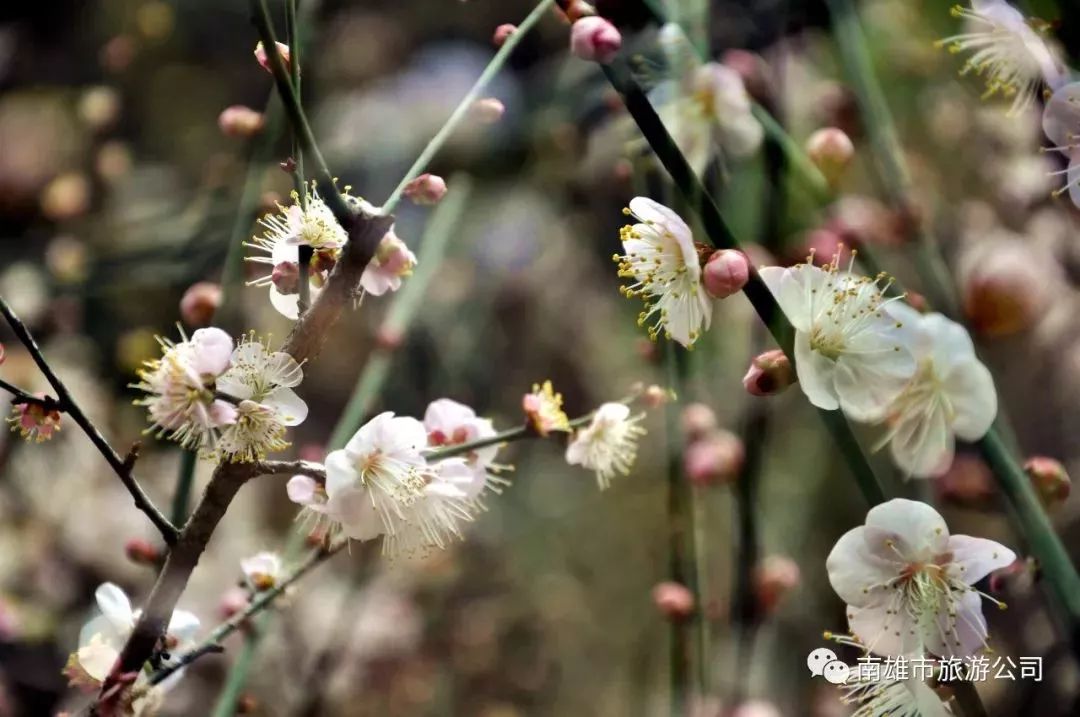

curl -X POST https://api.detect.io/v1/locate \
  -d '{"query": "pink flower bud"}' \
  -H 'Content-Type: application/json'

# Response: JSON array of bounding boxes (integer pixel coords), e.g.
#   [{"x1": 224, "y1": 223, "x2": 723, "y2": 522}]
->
[
  {"x1": 493, "y1": 23, "x2": 517, "y2": 47},
  {"x1": 254, "y1": 41, "x2": 290, "y2": 74},
  {"x1": 271, "y1": 261, "x2": 301, "y2": 295},
  {"x1": 218, "y1": 105, "x2": 265, "y2": 138},
  {"x1": 752, "y1": 555, "x2": 800, "y2": 615},
  {"x1": 470, "y1": 97, "x2": 505, "y2": 124},
  {"x1": 935, "y1": 453, "x2": 994, "y2": 506},
  {"x1": 376, "y1": 325, "x2": 404, "y2": 352},
  {"x1": 1024, "y1": 456, "x2": 1070, "y2": 509},
  {"x1": 680, "y1": 403, "x2": 717, "y2": 441},
  {"x1": 219, "y1": 586, "x2": 250, "y2": 620},
  {"x1": 652, "y1": 581, "x2": 695, "y2": 621},
  {"x1": 826, "y1": 195, "x2": 904, "y2": 248},
  {"x1": 124, "y1": 538, "x2": 161, "y2": 566},
  {"x1": 684, "y1": 430, "x2": 744, "y2": 487},
  {"x1": 179, "y1": 281, "x2": 222, "y2": 327},
  {"x1": 402, "y1": 173, "x2": 448, "y2": 205},
  {"x1": 742, "y1": 349, "x2": 794, "y2": 397},
  {"x1": 805, "y1": 127, "x2": 854, "y2": 186},
  {"x1": 786, "y1": 227, "x2": 851, "y2": 268},
  {"x1": 960, "y1": 241, "x2": 1047, "y2": 338},
  {"x1": 702, "y1": 249, "x2": 749, "y2": 299},
  {"x1": 569, "y1": 17, "x2": 622, "y2": 63}
]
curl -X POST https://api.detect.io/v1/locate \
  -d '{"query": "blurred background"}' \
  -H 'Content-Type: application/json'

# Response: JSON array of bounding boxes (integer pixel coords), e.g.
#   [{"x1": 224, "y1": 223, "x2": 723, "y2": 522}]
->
[{"x1": 2, "y1": 0, "x2": 1080, "y2": 714}]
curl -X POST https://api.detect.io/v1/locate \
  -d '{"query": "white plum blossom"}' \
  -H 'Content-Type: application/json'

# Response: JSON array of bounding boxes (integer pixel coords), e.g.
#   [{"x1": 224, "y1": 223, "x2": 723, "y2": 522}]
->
[
  {"x1": 241, "y1": 551, "x2": 283, "y2": 592},
  {"x1": 653, "y1": 24, "x2": 762, "y2": 173},
  {"x1": 759, "y1": 259, "x2": 916, "y2": 421},
  {"x1": 132, "y1": 327, "x2": 237, "y2": 451},
  {"x1": 423, "y1": 398, "x2": 508, "y2": 500},
  {"x1": 360, "y1": 229, "x2": 418, "y2": 296},
  {"x1": 287, "y1": 473, "x2": 337, "y2": 538},
  {"x1": 1041, "y1": 81, "x2": 1080, "y2": 206},
  {"x1": 826, "y1": 499, "x2": 1015, "y2": 658},
  {"x1": 615, "y1": 197, "x2": 712, "y2": 347},
  {"x1": 214, "y1": 336, "x2": 308, "y2": 462},
  {"x1": 565, "y1": 402, "x2": 646, "y2": 489},
  {"x1": 876, "y1": 305, "x2": 997, "y2": 478},
  {"x1": 839, "y1": 661, "x2": 951, "y2": 717},
  {"x1": 322, "y1": 412, "x2": 476, "y2": 555},
  {"x1": 73, "y1": 583, "x2": 199, "y2": 686},
  {"x1": 246, "y1": 184, "x2": 347, "y2": 320},
  {"x1": 938, "y1": 0, "x2": 1064, "y2": 116}
]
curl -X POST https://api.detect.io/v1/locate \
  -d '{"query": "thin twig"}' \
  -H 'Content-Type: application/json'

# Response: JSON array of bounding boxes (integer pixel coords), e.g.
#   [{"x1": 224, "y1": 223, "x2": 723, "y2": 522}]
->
[
  {"x1": 0, "y1": 296, "x2": 179, "y2": 544},
  {"x1": 0, "y1": 377, "x2": 60, "y2": 408}
]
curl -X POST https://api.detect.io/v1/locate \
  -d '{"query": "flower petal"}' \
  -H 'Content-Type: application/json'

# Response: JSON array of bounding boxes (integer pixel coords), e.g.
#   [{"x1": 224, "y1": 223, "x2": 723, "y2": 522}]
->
[
  {"x1": 264, "y1": 387, "x2": 308, "y2": 426},
  {"x1": 865, "y1": 499, "x2": 949, "y2": 562},
  {"x1": 826, "y1": 526, "x2": 903, "y2": 607},
  {"x1": 848, "y1": 600, "x2": 923, "y2": 658},
  {"x1": 793, "y1": 330, "x2": 840, "y2": 410},
  {"x1": 945, "y1": 534, "x2": 1016, "y2": 585},
  {"x1": 94, "y1": 583, "x2": 134, "y2": 633},
  {"x1": 944, "y1": 359, "x2": 998, "y2": 441},
  {"x1": 324, "y1": 449, "x2": 358, "y2": 498},
  {"x1": 327, "y1": 486, "x2": 384, "y2": 541}
]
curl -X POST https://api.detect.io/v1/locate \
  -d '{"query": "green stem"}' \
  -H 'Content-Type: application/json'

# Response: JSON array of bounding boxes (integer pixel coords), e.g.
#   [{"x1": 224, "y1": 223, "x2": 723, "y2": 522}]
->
[
  {"x1": 329, "y1": 176, "x2": 474, "y2": 448},
  {"x1": 749, "y1": 104, "x2": 831, "y2": 204},
  {"x1": 380, "y1": 0, "x2": 556, "y2": 215},
  {"x1": 209, "y1": 630, "x2": 261, "y2": 717}
]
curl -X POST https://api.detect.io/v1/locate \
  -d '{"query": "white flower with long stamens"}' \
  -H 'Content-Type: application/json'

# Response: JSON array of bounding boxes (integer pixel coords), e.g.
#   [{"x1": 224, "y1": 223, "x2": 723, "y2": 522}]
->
[
  {"x1": 214, "y1": 335, "x2": 307, "y2": 462},
  {"x1": 246, "y1": 184, "x2": 348, "y2": 320},
  {"x1": 566, "y1": 402, "x2": 646, "y2": 489},
  {"x1": 875, "y1": 305, "x2": 997, "y2": 478},
  {"x1": 759, "y1": 257, "x2": 916, "y2": 422},
  {"x1": 287, "y1": 474, "x2": 339, "y2": 540},
  {"x1": 1041, "y1": 81, "x2": 1080, "y2": 206},
  {"x1": 615, "y1": 197, "x2": 712, "y2": 347},
  {"x1": 423, "y1": 398, "x2": 509, "y2": 500},
  {"x1": 132, "y1": 327, "x2": 237, "y2": 451},
  {"x1": 324, "y1": 412, "x2": 476, "y2": 555},
  {"x1": 827, "y1": 499, "x2": 1015, "y2": 658},
  {"x1": 938, "y1": 0, "x2": 1064, "y2": 116},
  {"x1": 838, "y1": 661, "x2": 951, "y2": 717},
  {"x1": 241, "y1": 551, "x2": 283, "y2": 592}
]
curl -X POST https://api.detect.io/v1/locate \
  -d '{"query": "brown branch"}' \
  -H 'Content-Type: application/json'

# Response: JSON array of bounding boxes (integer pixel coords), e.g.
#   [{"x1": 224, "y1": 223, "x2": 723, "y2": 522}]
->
[
  {"x1": 252, "y1": 458, "x2": 325, "y2": 481},
  {"x1": 0, "y1": 296, "x2": 179, "y2": 544}
]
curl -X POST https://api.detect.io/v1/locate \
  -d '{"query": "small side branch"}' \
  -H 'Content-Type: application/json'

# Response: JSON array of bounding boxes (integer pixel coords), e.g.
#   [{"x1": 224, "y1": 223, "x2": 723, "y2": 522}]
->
[{"x1": 0, "y1": 296, "x2": 179, "y2": 544}]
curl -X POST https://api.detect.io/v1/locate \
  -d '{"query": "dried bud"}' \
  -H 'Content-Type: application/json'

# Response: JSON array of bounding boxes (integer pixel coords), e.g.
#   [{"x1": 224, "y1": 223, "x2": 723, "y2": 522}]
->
[
  {"x1": 271, "y1": 261, "x2": 301, "y2": 295},
  {"x1": 702, "y1": 249, "x2": 749, "y2": 299},
  {"x1": 752, "y1": 555, "x2": 800, "y2": 615},
  {"x1": 680, "y1": 403, "x2": 717, "y2": 441},
  {"x1": 684, "y1": 430, "x2": 745, "y2": 487},
  {"x1": 1024, "y1": 456, "x2": 1070, "y2": 509},
  {"x1": 569, "y1": 17, "x2": 622, "y2": 63},
  {"x1": 742, "y1": 350, "x2": 794, "y2": 397},
  {"x1": 805, "y1": 128, "x2": 854, "y2": 187},
  {"x1": 217, "y1": 105, "x2": 265, "y2": 138},
  {"x1": 960, "y1": 242, "x2": 1047, "y2": 338},
  {"x1": 179, "y1": 281, "x2": 222, "y2": 328},
  {"x1": 8, "y1": 399, "x2": 61, "y2": 442},
  {"x1": 493, "y1": 23, "x2": 517, "y2": 47},
  {"x1": 124, "y1": 538, "x2": 161, "y2": 566},
  {"x1": 642, "y1": 384, "x2": 669, "y2": 408},
  {"x1": 254, "y1": 41, "x2": 290, "y2": 74},
  {"x1": 470, "y1": 97, "x2": 505, "y2": 124},
  {"x1": 652, "y1": 581, "x2": 695, "y2": 621},
  {"x1": 402, "y1": 173, "x2": 448, "y2": 205}
]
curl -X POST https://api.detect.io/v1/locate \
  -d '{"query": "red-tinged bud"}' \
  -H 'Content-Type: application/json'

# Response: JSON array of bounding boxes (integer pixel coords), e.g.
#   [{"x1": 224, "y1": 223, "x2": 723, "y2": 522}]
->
[
  {"x1": 989, "y1": 557, "x2": 1035, "y2": 594},
  {"x1": 254, "y1": 41, "x2": 290, "y2": 74},
  {"x1": 642, "y1": 385, "x2": 669, "y2": 408},
  {"x1": 702, "y1": 249, "x2": 749, "y2": 299},
  {"x1": 271, "y1": 261, "x2": 300, "y2": 295},
  {"x1": 493, "y1": 23, "x2": 517, "y2": 47},
  {"x1": 721, "y1": 49, "x2": 773, "y2": 106},
  {"x1": 935, "y1": 453, "x2": 994, "y2": 506},
  {"x1": 219, "y1": 586, "x2": 249, "y2": 620},
  {"x1": 805, "y1": 128, "x2": 854, "y2": 187},
  {"x1": 652, "y1": 581, "x2": 695, "y2": 621},
  {"x1": 376, "y1": 325, "x2": 404, "y2": 352},
  {"x1": 569, "y1": 17, "x2": 622, "y2": 63},
  {"x1": 742, "y1": 349, "x2": 794, "y2": 397},
  {"x1": 786, "y1": 228, "x2": 851, "y2": 268},
  {"x1": 680, "y1": 403, "x2": 716, "y2": 441},
  {"x1": 826, "y1": 195, "x2": 905, "y2": 248},
  {"x1": 218, "y1": 105, "x2": 265, "y2": 138},
  {"x1": 960, "y1": 242, "x2": 1047, "y2": 338},
  {"x1": 752, "y1": 555, "x2": 800, "y2": 615},
  {"x1": 470, "y1": 97, "x2": 505, "y2": 124},
  {"x1": 179, "y1": 281, "x2": 222, "y2": 328},
  {"x1": 684, "y1": 430, "x2": 745, "y2": 487},
  {"x1": 1024, "y1": 456, "x2": 1070, "y2": 508},
  {"x1": 236, "y1": 695, "x2": 258, "y2": 714},
  {"x1": 124, "y1": 538, "x2": 161, "y2": 566},
  {"x1": 402, "y1": 173, "x2": 448, "y2": 205}
]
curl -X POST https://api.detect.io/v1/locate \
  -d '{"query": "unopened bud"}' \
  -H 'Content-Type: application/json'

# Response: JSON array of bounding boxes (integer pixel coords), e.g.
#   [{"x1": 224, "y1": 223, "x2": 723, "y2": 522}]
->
[
  {"x1": 218, "y1": 105, "x2": 265, "y2": 138},
  {"x1": 470, "y1": 97, "x2": 505, "y2": 124},
  {"x1": 271, "y1": 261, "x2": 301, "y2": 295},
  {"x1": 179, "y1": 282, "x2": 222, "y2": 327},
  {"x1": 742, "y1": 349, "x2": 794, "y2": 397},
  {"x1": 219, "y1": 586, "x2": 249, "y2": 620},
  {"x1": 493, "y1": 23, "x2": 517, "y2": 47},
  {"x1": 402, "y1": 173, "x2": 448, "y2": 205},
  {"x1": 680, "y1": 403, "x2": 717, "y2": 441},
  {"x1": 961, "y1": 242, "x2": 1047, "y2": 338},
  {"x1": 827, "y1": 195, "x2": 904, "y2": 248},
  {"x1": 805, "y1": 128, "x2": 854, "y2": 186},
  {"x1": 721, "y1": 49, "x2": 773, "y2": 105},
  {"x1": 752, "y1": 555, "x2": 800, "y2": 615},
  {"x1": 563, "y1": 1, "x2": 597, "y2": 22},
  {"x1": 643, "y1": 384, "x2": 668, "y2": 408},
  {"x1": 569, "y1": 17, "x2": 622, "y2": 63},
  {"x1": 376, "y1": 325, "x2": 404, "y2": 352},
  {"x1": 236, "y1": 695, "x2": 258, "y2": 714},
  {"x1": 652, "y1": 581, "x2": 695, "y2": 621},
  {"x1": 124, "y1": 538, "x2": 161, "y2": 565},
  {"x1": 935, "y1": 453, "x2": 994, "y2": 506},
  {"x1": 254, "y1": 41, "x2": 290, "y2": 74},
  {"x1": 702, "y1": 249, "x2": 749, "y2": 299},
  {"x1": 684, "y1": 430, "x2": 745, "y2": 487},
  {"x1": 1024, "y1": 456, "x2": 1070, "y2": 508},
  {"x1": 787, "y1": 228, "x2": 851, "y2": 268}
]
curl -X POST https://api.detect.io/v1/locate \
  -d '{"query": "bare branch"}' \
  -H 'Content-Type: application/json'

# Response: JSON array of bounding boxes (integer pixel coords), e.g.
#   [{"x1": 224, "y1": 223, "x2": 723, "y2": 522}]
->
[{"x1": 252, "y1": 459, "x2": 325, "y2": 481}]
